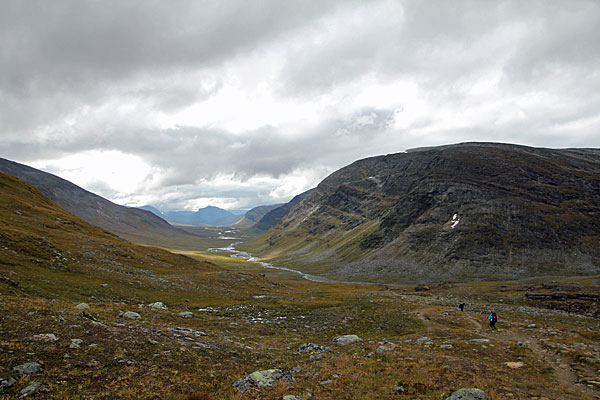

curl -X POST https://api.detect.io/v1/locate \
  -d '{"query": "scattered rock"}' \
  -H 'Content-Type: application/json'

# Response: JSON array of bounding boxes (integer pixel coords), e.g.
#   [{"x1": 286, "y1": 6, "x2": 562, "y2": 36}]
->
[
  {"x1": 178, "y1": 311, "x2": 194, "y2": 318},
  {"x1": 394, "y1": 385, "x2": 405, "y2": 392},
  {"x1": 1, "y1": 377, "x2": 16, "y2": 390},
  {"x1": 309, "y1": 354, "x2": 323, "y2": 360},
  {"x1": 578, "y1": 357, "x2": 599, "y2": 364},
  {"x1": 149, "y1": 302, "x2": 168, "y2": 310},
  {"x1": 332, "y1": 335, "x2": 362, "y2": 345},
  {"x1": 121, "y1": 311, "x2": 141, "y2": 320},
  {"x1": 100, "y1": 283, "x2": 109, "y2": 288},
  {"x1": 504, "y1": 362, "x2": 525, "y2": 369},
  {"x1": 233, "y1": 369, "x2": 294, "y2": 392},
  {"x1": 283, "y1": 395, "x2": 304, "y2": 400},
  {"x1": 168, "y1": 327, "x2": 207, "y2": 337},
  {"x1": 319, "y1": 379, "x2": 333, "y2": 385},
  {"x1": 446, "y1": 388, "x2": 487, "y2": 400},
  {"x1": 376, "y1": 342, "x2": 398, "y2": 353},
  {"x1": 32, "y1": 333, "x2": 58, "y2": 342},
  {"x1": 416, "y1": 336, "x2": 431, "y2": 344},
  {"x1": 527, "y1": 324, "x2": 537, "y2": 328},
  {"x1": 13, "y1": 362, "x2": 42, "y2": 375},
  {"x1": 440, "y1": 344, "x2": 454, "y2": 349},
  {"x1": 20, "y1": 382, "x2": 41, "y2": 396},
  {"x1": 298, "y1": 343, "x2": 331, "y2": 354},
  {"x1": 75, "y1": 303, "x2": 90, "y2": 310},
  {"x1": 469, "y1": 339, "x2": 490, "y2": 343},
  {"x1": 515, "y1": 341, "x2": 529, "y2": 348}
]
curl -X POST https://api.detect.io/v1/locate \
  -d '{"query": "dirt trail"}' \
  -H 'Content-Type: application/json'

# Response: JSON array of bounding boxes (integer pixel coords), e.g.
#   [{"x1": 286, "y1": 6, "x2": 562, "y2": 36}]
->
[
  {"x1": 493, "y1": 321, "x2": 598, "y2": 399},
  {"x1": 441, "y1": 301, "x2": 598, "y2": 399}
]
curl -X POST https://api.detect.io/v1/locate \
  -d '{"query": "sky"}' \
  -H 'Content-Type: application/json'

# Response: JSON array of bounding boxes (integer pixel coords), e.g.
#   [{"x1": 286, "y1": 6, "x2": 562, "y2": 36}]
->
[{"x1": 1, "y1": 0, "x2": 599, "y2": 211}]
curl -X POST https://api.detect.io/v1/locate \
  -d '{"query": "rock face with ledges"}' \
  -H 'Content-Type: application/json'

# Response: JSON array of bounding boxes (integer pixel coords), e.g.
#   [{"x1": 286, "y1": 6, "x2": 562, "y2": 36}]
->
[{"x1": 251, "y1": 143, "x2": 600, "y2": 283}]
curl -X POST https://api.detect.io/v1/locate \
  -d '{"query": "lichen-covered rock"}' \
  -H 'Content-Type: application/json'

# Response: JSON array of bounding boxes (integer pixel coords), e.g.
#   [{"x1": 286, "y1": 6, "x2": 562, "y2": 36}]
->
[
  {"x1": 121, "y1": 311, "x2": 141, "y2": 320},
  {"x1": 233, "y1": 369, "x2": 294, "y2": 392},
  {"x1": 446, "y1": 388, "x2": 487, "y2": 400},
  {"x1": 32, "y1": 333, "x2": 58, "y2": 342},
  {"x1": 298, "y1": 343, "x2": 331, "y2": 353},
  {"x1": 149, "y1": 302, "x2": 168, "y2": 310},
  {"x1": 13, "y1": 362, "x2": 42, "y2": 375},
  {"x1": 75, "y1": 303, "x2": 90, "y2": 310},
  {"x1": 376, "y1": 343, "x2": 397, "y2": 353},
  {"x1": 332, "y1": 334, "x2": 362, "y2": 345}
]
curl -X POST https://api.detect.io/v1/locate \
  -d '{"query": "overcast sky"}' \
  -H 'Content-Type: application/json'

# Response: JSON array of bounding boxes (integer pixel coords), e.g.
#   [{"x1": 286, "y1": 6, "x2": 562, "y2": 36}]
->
[{"x1": 1, "y1": 0, "x2": 599, "y2": 211}]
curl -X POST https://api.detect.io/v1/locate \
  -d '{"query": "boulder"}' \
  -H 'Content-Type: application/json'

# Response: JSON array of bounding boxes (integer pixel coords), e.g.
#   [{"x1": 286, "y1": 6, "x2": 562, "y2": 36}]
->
[
  {"x1": 149, "y1": 302, "x2": 168, "y2": 310},
  {"x1": 1, "y1": 377, "x2": 16, "y2": 390},
  {"x1": 233, "y1": 369, "x2": 294, "y2": 392},
  {"x1": 121, "y1": 311, "x2": 141, "y2": 320},
  {"x1": 32, "y1": 333, "x2": 58, "y2": 342},
  {"x1": 74, "y1": 303, "x2": 90, "y2": 310},
  {"x1": 376, "y1": 343, "x2": 398, "y2": 353},
  {"x1": 283, "y1": 396, "x2": 304, "y2": 400},
  {"x1": 298, "y1": 343, "x2": 331, "y2": 354},
  {"x1": 20, "y1": 382, "x2": 41, "y2": 395},
  {"x1": 332, "y1": 335, "x2": 362, "y2": 345},
  {"x1": 446, "y1": 388, "x2": 487, "y2": 400},
  {"x1": 13, "y1": 362, "x2": 42, "y2": 375},
  {"x1": 178, "y1": 311, "x2": 194, "y2": 318},
  {"x1": 504, "y1": 362, "x2": 525, "y2": 369}
]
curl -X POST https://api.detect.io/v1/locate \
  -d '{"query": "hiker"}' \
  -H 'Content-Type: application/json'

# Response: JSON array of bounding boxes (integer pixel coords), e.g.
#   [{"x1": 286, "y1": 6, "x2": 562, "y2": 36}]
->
[
  {"x1": 488, "y1": 311, "x2": 498, "y2": 330},
  {"x1": 458, "y1": 302, "x2": 465, "y2": 312}
]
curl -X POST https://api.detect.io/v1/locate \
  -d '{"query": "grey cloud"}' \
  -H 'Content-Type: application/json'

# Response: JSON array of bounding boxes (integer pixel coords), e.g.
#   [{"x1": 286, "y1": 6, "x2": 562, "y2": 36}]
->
[
  {"x1": 0, "y1": 0, "x2": 355, "y2": 134},
  {"x1": 278, "y1": 0, "x2": 600, "y2": 99}
]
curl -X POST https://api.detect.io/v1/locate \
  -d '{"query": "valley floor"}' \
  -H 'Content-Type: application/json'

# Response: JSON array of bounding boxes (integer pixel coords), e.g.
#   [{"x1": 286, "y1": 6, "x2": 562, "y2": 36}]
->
[{"x1": 1, "y1": 268, "x2": 599, "y2": 399}]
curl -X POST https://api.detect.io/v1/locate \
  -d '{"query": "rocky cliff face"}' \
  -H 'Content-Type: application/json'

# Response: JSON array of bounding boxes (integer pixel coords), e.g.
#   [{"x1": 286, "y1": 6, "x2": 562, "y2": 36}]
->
[{"x1": 250, "y1": 143, "x2": 600, "y2": 283}]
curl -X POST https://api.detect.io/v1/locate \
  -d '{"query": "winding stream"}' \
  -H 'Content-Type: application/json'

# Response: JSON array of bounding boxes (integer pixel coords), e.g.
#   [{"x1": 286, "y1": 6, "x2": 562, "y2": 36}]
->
[{"x1": 208, "y1": 242, "x2": 341, "y2": 283}]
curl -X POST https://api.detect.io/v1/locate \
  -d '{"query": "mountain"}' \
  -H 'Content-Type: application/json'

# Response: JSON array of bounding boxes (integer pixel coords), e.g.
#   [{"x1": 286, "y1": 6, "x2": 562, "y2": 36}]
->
[
  {"x1": 0, "y1": 158, "x2": 200, "y2": 248},
  {"x1": 139, "y1": 205, "x2": 164, "y2": 218},
  {"x1": 165, "y1": 206, "x2": 242, "y2": 226},
  {"x1": 245, "y1": 143, "x2": 600, "y2": 283},
  {"x1": 0, "y1": 171, "x2": 219, "y2": 298},
  {"x1": 254, "y1": 190, "x2": 314, "y2": 231},
  {"x1": 234, "y1": 203, "x2": 285, "y2": 228}
]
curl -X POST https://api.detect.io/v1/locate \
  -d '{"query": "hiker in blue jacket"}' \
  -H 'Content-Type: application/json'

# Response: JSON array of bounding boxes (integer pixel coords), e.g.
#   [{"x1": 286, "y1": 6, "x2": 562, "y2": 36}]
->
[{"x1": 488, "y1": 311, "x2": 498, "y2": 330}]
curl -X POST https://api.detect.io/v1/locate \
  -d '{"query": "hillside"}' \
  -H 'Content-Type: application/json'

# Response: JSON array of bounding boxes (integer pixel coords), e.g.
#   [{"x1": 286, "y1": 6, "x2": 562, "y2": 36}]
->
[
  {"x1": 2, "y1": 172, "x2": 599, "y2": 400},
  {"x1": 254, "y1": 190, "x2": 314, "y2": 231},
  {"x1": 234, "y1": 203, "x2": 284, "y2": 228},
  {"x1": 0, "y1": 171, "x2": 230, "y2": 301},
  {"x1": 0, "y1": 158, "x2": 202, "y2": 249},
  {"x1": 244, "y1": 143, "x2": 600, "y2": 283}
]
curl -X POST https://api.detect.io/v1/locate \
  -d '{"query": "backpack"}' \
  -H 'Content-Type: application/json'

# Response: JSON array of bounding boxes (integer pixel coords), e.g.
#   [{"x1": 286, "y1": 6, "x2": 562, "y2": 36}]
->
[{"x1": 492, "y1": 312, "x2": 498, "y2": 322}]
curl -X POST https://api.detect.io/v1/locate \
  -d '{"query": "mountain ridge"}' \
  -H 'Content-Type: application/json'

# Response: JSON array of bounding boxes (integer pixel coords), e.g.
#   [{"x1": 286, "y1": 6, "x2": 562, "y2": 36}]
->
[
  {"x1": 0, "y1": 158, "x2": 199, "y2": 248},
  {"x1": 245, "y1": 142, "x2": 600, "y2": 283}
]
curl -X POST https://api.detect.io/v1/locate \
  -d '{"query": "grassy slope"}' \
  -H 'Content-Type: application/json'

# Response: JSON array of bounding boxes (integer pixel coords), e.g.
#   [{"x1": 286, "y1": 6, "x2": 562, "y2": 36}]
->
[{"x1": 1, "y1": 171, "x2": 599, "y2": 399}]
